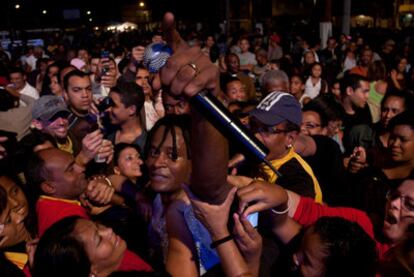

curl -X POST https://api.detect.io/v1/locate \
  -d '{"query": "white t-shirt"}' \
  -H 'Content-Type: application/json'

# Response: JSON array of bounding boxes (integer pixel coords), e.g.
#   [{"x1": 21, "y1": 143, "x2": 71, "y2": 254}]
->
[
  {"x1": 19, "y1": 82, "x2": 39, "y2": 107},
  {"x1": 237, "y1": 52, "x2": 257, "y2": 66}
]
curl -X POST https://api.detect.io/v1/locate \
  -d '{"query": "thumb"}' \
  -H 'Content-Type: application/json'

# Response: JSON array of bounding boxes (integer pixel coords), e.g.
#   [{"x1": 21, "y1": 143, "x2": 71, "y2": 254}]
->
[
  {"x1": 223, "y1": 186, "x2": 238, "y2": 207},
  {"x1": 162, "y1": 12, "x2": 188, "y2": 52}
]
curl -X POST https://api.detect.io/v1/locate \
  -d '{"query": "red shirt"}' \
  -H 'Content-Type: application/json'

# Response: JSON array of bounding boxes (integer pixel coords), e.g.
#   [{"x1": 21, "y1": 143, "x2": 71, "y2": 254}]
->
[
  {"x1": 36, "y1": 195, "x2": 89, "y2": 236},
  {"x1": 118, "y1": 250, "x2": 153, "y2": 272},
  {"x1": 294, "y1": 197, "x2": 391, "y2": 259}
]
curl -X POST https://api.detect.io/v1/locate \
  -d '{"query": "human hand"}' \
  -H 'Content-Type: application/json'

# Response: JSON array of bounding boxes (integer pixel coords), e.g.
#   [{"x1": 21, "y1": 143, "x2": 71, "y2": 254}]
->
[
  {"x1": 227, "y1": 175, "x2": 253, "y2": 188},
  {"x1": 82, "y1": 177, "x2": 115, "y2": 206},
  {"x1": 348, "y1": 146, "x2": 367, "y2": 174},
  {"x1": 233, "y1": 213, "x2": 262, "y2": 275},
  {"x1": 152, "y1": 12, "x2": 220, "y2": 98},
  {"x1": 0, "y1": 136, "x2": 8, "y2": 159},
  {"x1": 101, "y1": 71, "x2": 117, "y2": 88},
  {"x1": 26, "y1": 238, "x2": 39, "y2": 268},
  {"x1": 237, "y1": 180, "x2": 288, "y2": 217},
  {"x1": 97, "y1": 139, "x2": 114, "y2": 164},
  {"x1": 80, "y1": 129, "x2": 104, "y2": 162},
  {"x1": 184, "y1": 184, "x2": 237, "y2": 240}
]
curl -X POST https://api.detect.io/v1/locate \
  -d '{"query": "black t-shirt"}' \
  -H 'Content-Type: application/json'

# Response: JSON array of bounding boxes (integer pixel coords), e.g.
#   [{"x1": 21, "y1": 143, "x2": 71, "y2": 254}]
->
[
  {"x1": 304, "y1": 135, "x2": 348, "y2": 206},
  {"x1": 277, "y1": 158, "x2": 316, "y2": 199}
]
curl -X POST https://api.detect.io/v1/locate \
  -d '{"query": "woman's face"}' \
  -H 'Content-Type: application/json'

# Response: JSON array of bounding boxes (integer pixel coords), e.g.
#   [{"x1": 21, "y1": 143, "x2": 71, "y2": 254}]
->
[
  {"x1": 398, "y1": 58, "x2": 408, "y2": 73},
  {"x1": 50, "y1": 75, "x2": 62, "y2": 95},
  {"x1": 388, "y1": 125, "x2": 414, "y2": 163},
  {"x1": 74, "y1": 219, "x2": 126, "y2": 275},
  {"x1": 304, "y1": 52, "x2": 316, "y2": 65},
  {"x1": 383, "y1": 179, "x2": 414, "y2": 243},
  {"x1": 115, "y1": 147, "x2": 143, "y2": 181},
  {"x1": 293, "y1": 227, "x2": 327, "y2": 277},
  {"x1": 147, "y1": 126, "x2": 191, "y2": 194},
  {"x1": 0, "y1": 176, "x2": 29, "y2": 248},
  {"x1": 311, "y1": 64, "x2": 322, "y2": 78},
  {"x1": 301, "y1": 111, "x2": 324, "y2": 136}
]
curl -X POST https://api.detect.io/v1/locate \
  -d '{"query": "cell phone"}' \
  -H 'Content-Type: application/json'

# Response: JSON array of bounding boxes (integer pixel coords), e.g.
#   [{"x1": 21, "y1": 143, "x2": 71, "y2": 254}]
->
[
  {"x1": 101, "y1": 50, "x2": 110, "y2": 75},
  {"x1": 246, "y1": 212, "x2": 259, "y2": 228}
]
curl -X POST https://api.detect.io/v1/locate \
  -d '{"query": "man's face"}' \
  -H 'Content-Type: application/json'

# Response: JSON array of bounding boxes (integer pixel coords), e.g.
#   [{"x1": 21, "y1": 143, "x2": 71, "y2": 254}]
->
[
  {"x1": 64, "y1": 76, "x2": 92, "y2": 114},
  {"x1": 147, "y1": 126, "x2": 191, "y2": 194},
  {"x1": 78, "y1": 49, "x2": 90, "y2": 63},
  {"x1": 40, "y1": 149, "x2": 87, "y2": 199},
  {"x1": 90, "y1": 58, "x2": 100, "y2": 74},
  {"x1": 108, "y1": 92, "x2": 131, "y2": 125},
  {"x1": 135, "y1": 68, "x2": 151, "y2": 96},
  {"x1": 9, "y1": 72, "x2": 26, "y2": 90},
  {"x1": 361, "y1": 50, "x2": 373, "y2": 66},
  {"x1": 42, "y1": 114, "x2": 69, "y2": 140},
  {"x1": 327, "y1": 38, "x2": 336, "y2": 49},
  {"x1": 225, "y1": 55, "x2": 240, "y2": 74},
  {"x1": 348, "y1": 80, "x2": 370, "y2": 108},
  {"x1": 381, "y1": 96, "x2": 405, "y2": 128},
  {"x1": 163, "y1": 92, "x2": 190, "y2": 115},
  {"x1": 152, "y1": 35, "x2": 163, "y2": 44},
  {"x1": 250, "y1": 119, "x2": 293, "y2": 160},
  {"x1": 239, "y1": 39, "x2": 250, "y2": 53}
]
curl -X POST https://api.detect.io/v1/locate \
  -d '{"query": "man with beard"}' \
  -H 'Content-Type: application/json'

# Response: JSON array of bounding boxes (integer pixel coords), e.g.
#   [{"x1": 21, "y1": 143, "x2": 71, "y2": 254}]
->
[{"x1": 31, "y1": 95, "x2": 113, "y2": 167}]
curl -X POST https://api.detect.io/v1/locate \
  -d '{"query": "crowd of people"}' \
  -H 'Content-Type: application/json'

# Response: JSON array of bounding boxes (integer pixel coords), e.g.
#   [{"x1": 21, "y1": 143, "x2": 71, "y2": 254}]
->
[{"x1": 1, "y1": 11, "x2": 414, "y2": 277}]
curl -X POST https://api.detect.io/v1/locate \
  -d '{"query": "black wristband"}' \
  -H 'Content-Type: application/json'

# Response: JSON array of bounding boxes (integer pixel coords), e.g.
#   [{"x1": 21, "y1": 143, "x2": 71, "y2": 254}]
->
[{"x1": 210, "y1": 234, "x2": 234, "y2": 249}]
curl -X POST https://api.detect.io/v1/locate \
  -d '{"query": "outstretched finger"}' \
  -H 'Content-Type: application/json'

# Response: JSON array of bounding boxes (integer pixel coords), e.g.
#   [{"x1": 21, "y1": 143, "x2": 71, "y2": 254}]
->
[{"x1": 162, "y1": 12, "x2": 188, "y2": 52}]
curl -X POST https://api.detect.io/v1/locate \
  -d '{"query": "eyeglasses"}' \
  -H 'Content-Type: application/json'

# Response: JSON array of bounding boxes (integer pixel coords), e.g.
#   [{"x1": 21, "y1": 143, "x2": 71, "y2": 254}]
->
[
  {"x1": 250, "y1": 122, "x2": 289, "y2": 135},
  {"x1": 386, "y1": 190, "x2": 414, "y2": 212},
  {"x1": 301, "y1": 122, "x2": 321, "y2": 130}
]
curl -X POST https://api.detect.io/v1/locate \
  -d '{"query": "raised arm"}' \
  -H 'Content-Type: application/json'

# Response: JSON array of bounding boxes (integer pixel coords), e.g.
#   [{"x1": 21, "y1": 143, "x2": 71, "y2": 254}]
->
[{"x1": 158, "y1": 13, "x2": 230, "y2": 204}]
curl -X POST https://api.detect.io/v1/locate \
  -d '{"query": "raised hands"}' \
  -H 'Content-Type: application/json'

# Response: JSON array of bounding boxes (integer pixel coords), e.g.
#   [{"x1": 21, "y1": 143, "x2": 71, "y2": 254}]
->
[{"x1": 153, "y1": 12, "x2": 220, "y2": 98}]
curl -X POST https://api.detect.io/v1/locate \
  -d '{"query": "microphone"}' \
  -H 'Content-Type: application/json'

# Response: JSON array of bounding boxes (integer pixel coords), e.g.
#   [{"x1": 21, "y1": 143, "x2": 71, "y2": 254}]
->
[{"x1": 143, "y1": 43, "x2": 282, "y2": 177}]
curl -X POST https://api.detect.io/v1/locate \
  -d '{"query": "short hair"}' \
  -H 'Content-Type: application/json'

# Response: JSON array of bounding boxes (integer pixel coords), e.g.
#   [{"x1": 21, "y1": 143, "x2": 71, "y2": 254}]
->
[
  {"x1": 303, "y1": 100, "x2": 329, "y2": 127},
  {"x1": 63, "y1": 69, "x2": 89, "y2": 91},
  {"x1": 381, "y1": 90, "x2": 414, "y2": 113},
  {"x1": 8, "y1": 67, "x2": 25, "y2": 77},
  {"x1": 25, "y1": 151, "x2": 49, "y2": 199},
  {"x1": 220, "y1": 75, "x2": 241, "y2": 94},
  {"x1": 32, "y1": 216, "x2": 90, "y2": 277},
  {"x1": 114, "y1": 143, "x2": 142, "y2": 167},
  {"x1": 340, "y1": 74, "x2": 369, "y2": 97},
  {"x1": 388, "y1": 111, "x2": 414, "y2": 131},
  {"x1": 312, "y1": 217, "x2": 377, "y2": 277},
  {"x1": 145, "y1": 114, "x2": 192, "y2": 161},
  {"x1": 260, "y1": 69, "x2": 289, "y2": 89},
  {"x1": 110, "y1": 82, "x2": 145, "y2": 116}
]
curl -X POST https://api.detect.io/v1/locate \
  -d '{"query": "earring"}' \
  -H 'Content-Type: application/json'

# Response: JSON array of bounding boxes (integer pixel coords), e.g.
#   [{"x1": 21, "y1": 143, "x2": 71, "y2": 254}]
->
[{"x1": 286, "y1": 144, "x2": 293, "y2": 149}]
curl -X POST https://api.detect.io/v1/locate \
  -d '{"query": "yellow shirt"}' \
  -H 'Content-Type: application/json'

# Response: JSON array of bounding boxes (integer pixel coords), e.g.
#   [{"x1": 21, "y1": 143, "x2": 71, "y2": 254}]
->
[
  {"x1": 57, "y1": 136, "x2": 74, "y2": 154},
  {"x1": 261, "y1": 148, "x2": 323, "y2": 203},
  {"x1": 4, "y1": 252, "x2": 28, "y2": 270}
]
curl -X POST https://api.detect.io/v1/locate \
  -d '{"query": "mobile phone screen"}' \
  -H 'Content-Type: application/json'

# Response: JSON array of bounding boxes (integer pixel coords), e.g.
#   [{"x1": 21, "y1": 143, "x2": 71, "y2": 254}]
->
[{"x1": 246, "y1": 212, "x2": 258, "y2": 228}]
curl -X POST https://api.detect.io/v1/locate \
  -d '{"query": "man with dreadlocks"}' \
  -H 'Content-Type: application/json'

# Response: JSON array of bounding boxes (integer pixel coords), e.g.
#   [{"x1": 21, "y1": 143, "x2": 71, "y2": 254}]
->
[{"x1": 145, "y1": 114, "x2": 221, "y2": 276}]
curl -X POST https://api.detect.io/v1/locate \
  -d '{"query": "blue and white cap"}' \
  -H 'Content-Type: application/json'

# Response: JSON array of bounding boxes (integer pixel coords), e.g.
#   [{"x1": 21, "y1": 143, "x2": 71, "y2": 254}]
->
[{"x1": 249, "y1": 92, "x2": 302, "y2": 127}]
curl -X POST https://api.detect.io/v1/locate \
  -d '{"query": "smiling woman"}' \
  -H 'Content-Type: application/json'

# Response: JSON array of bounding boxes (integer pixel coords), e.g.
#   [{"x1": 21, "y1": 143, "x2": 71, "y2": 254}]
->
[
  {"x1": 33, "y1": 216, "x2": 153, "y2": 277},
  {"x1": 0, "y1": 175, "x2": 35, "y2": 276}
]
